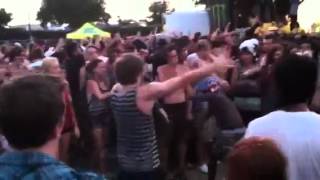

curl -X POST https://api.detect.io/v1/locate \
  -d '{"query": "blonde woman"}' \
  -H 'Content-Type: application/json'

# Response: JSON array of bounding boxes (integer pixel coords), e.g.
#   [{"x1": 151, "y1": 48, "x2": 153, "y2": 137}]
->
[{"x1": 42, "y1": 57, "x2": 79, "y2": 163}]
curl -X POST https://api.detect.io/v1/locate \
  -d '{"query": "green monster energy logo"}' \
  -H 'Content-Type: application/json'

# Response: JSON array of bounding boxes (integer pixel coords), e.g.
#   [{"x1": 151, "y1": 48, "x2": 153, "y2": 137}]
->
[{"x1": 212, "y1": 4, "x2": 227, "y2": 27}]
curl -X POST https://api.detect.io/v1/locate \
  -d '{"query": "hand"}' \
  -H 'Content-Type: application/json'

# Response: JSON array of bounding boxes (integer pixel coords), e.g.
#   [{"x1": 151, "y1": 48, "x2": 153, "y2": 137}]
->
[
  {"x1": 218, "y1": 79, "x2": 230, "y2": 91},
  {"x1": 186, "y1": 112, "x2": 193, "y2": 121},
  {"x1": 73, "y1": 126, "x2": 80, "y2": 139},
  {"x1": 223, "y1": 22, "x2": 231, "y2": 35},
  {"x1": 210, "y1": 28, "x2": 220, "y2": 41}
]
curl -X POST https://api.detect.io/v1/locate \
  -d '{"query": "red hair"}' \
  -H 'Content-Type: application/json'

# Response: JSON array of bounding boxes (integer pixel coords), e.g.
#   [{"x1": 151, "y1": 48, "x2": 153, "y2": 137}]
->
[{"x1": 227, "y1": 137, "x2": 287, "y2": 180}]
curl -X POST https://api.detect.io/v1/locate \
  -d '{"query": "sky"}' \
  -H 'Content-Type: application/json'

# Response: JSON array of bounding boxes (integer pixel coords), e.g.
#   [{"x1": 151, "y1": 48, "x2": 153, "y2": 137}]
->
[
  {"x1": 0, "y1": 0, "x2": 203, "y2": 26},
  {"x1": 0, "y1": 0, "x2": 319, "y2": 31}
]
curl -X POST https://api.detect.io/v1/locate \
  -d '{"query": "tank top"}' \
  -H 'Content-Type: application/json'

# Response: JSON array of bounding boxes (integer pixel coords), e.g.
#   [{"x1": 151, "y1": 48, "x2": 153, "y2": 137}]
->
[
  {"x1": 87, "y1": 81, "x2": 109, "y2": 115},
  {"x1": 111, "y1": 90, "x2": 160, "y2": 172}
]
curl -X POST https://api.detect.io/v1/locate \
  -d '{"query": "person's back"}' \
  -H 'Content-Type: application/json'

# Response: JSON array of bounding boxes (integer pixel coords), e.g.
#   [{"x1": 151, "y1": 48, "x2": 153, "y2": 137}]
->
[
  {"x1": 111, "y1": 89, "x2": 160, "y2": 172},
  {"x1": 0, "y1": 75, "x2": 105, "y2": 180},
  {"x1": 246, "y1": 55, "x2": 320, "y2": 180},
  {"x1": 246, "y1": 110, "x2": 320, "y2": 180},
  {"x1": 0, "y1": 151, "x2": 103, "y2": 179}
]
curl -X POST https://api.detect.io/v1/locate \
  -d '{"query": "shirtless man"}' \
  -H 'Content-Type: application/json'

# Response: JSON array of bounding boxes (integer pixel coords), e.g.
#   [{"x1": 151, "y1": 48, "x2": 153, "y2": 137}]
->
[{"x1": 157, "y1": 45, "x2": 192, "y2": 179}]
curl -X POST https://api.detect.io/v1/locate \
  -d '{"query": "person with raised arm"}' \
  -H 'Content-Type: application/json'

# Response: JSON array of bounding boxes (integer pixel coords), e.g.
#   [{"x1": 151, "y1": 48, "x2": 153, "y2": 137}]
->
[{"x1": 110, "y1": 52, "x2": 225, "y2": 180}]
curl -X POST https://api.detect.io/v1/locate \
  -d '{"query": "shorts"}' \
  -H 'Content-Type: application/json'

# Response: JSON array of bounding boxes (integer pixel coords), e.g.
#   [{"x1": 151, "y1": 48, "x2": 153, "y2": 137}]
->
[
  {"x1": 211, "y1": 128, "x2": 246, "y2": 160},
  {"x1": 162, "y1": 102, "x2": 191, "y2": 144}
]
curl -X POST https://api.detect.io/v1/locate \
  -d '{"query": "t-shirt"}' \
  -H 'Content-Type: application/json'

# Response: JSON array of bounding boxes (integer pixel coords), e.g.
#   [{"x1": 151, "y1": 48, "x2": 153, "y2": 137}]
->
[
  {"x1": 186, "y1": 53, "x2": 201, "y2": 69},
  {"x1": 245, "y1": 110, "x2": 320, "y2": 180},
  {"x1": 194, "y1": 76, "x2": 219, "y2": 92},
  {"x1": 65, "y1": 55, "x2": 85, "y2": 101},
  {"x1": 186, "y1": 53, "x2": 219, "y2": 91}
]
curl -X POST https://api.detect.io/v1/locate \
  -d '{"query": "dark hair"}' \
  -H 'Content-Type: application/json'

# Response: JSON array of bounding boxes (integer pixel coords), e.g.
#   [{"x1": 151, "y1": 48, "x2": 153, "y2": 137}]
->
[
  {"x1": 8, "y1": 46, "x2": 23, "y2": 62},
  {"x1": 86, "y1": 59, "x2": 103, "y2": 76},
  {"x1": 193, "y1": 32, "x2": 201, "y2": 42},
  {"x1": 175, "y1": 36, "x2": 190, "y2": 49},
  {"x1": 28, "y1": 48, "x2": 44, "y2": 61},
  {"x1": 115, "y1": 53, "x2": 144, "y2": 85},
  {"x1": 133, "y1": 39, "x2": 148, "y2": 51},
  {"x1": 227, "y1": 138, "x2": 287, "y2": 180},
  {"x1": 164, "y1": 44, "x2": 178, "y2": 63},
  {"x1": 65, "y1": 41, "x2": 78, "y2": 58},
  {"x1": 157, "y1": 39, "x2": 167, "y2": 48},
  {"x1": 0, "y1": 75, "x2": 65, "y2": 149},
  {"x1": 275, "y1": 55, "x2": 317, "y2": 106},
  {"x1": 165, "y1": 44, "x2": 177, "y2": 56}
]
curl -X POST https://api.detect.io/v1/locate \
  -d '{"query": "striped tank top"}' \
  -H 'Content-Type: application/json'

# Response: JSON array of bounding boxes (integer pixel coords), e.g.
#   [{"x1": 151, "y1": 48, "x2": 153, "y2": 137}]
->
[{"x1": 111, "y1": 90, "x2": 160, "y2": 172}]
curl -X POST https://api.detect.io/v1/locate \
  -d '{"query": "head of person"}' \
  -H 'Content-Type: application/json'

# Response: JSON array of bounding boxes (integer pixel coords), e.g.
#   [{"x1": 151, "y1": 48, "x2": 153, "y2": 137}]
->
[
  {"x1": 177, "y1": 47, "x2": 188, "y2": 64},
  {"x1": 157, "y1": 39, "x2": 168, "y2": 49},
  {"x1": 166, "y1": 45, "x2": 179, "y2": 65},
  {"x1": 0, "y1": 75, "x2": 65, "y2": 150},
  {"x1": 239, "y1": 47, "x2": 255, "y2": 66},
  {"x1": 133, "y1": 39, "x2": 149, "y2": 60},
  {"x1": 193, "y1": 32, "x2": 202, "y2": 43},
  {"x1": 267, "y1": 45, "x2": 286, "y2": 65},
  {"x1": 196, "y1": 39, "x2": 211, "y2": 59},
  {"x1": 275, "y1": 55, "x2": 317, "y2": 107},
  {"x1": 65, "y1": 41, "x2": 79, "y2": 58},
  {"x1": 0, "y1": 45, "x2": 8, "y2": 55},
  {"x1": 300, "y1": 43, "x2": 313, "y2": 58},
  {"x1": 29, "y1": 48, "x2": 44, "y2": 62},
  {"x1": 211, "y1": 40, "x2": 228, "y2": 56},
  {"x1": 86, "y1": 59, "x2": 107, "y2": 79},
  {"x1": 8, "y1": 46, "x2": 26, "y2": 63},
  {"x1": 227, "y1": 137, "x2": 287, "y2": 180},
  {"x1": 42, "y1": 57, "x2": 62, "y2": 76},
  {"x1": 107, "y1": 47, "x2": 123, "y2": 65},
  {"x1": 84, "y1": 46, "x2": 99, "y2": 62},
  {"x1": 115, "y1": 53, "x2": 144, "y2": 86}
]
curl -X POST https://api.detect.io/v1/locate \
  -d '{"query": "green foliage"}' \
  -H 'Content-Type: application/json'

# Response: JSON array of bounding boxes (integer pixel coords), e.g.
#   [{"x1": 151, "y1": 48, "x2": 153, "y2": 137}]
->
[
  {"x1": 0, "y1": 8, "x2": 12, "y2": 27},
  {"x1": 37, "y1": 0, "x2": 110, "y2": 28},
  {"x1": 148, "y1": 1, "x2": 169, "y2": 26}
]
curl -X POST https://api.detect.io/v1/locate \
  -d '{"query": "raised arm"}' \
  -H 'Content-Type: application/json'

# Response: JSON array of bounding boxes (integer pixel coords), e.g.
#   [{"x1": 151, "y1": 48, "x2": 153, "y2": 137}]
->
[
  {"x1": 141, "y1": 55, "x2": 227, "y2": 100},
  {"x1": 87, "y1": 80, "x2": 111, "y2": 100}
]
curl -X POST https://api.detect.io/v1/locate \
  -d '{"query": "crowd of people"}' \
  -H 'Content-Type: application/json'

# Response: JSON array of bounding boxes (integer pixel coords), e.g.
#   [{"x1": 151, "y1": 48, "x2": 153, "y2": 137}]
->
[{"x1": 0, "y1": 19, "x2": 319, "y2": 180}]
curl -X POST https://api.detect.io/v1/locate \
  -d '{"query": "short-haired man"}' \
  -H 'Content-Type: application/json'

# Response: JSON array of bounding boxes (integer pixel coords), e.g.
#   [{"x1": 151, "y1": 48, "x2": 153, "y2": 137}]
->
[
  {"x1": 245, "y1": 55, "x2": 320, "y2": 180},
  {"x1": 111, "y1": 53, "x2": 225, "y2": 180},
  {"x1": 0, "y1": 75, "x2": 105, "y2": 179}
]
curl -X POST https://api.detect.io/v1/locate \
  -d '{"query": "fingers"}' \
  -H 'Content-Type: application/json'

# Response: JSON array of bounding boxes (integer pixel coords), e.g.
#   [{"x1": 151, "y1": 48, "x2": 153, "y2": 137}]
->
[{"x1": 224, "y1": 22, "x2": 231, "y2": 34}]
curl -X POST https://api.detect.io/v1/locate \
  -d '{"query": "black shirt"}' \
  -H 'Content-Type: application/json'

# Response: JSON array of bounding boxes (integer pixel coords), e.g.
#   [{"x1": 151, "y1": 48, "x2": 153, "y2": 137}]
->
[{"x1": 65, "y1": 54, "x2": 85, "y2": 101}]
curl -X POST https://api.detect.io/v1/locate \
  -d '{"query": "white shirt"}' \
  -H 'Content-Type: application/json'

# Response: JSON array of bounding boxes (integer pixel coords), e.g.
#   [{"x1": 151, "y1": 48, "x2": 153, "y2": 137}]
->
[
  {"x1": 186, "y1": 53, "x2": 201, "y2": 69},
  {"x1": 245, "y1": 110, "x2": 320, "y2": 180}
]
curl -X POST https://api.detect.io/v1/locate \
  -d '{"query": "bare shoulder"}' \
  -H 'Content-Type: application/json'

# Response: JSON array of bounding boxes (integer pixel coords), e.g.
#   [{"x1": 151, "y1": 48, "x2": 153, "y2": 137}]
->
[
  {"x1": 87, "y1": 79, "x2": 97, "y2": 86},
  {"x1": 140, "y1": 82, "x2": 160, "y2": 92},
  {"x1": 158, "y1": 64, "x2": 169, "y2": 73},
  {"x1": 138, "y1": 82, "x2": 161, "y2": 100},
  {"x1": 178, "y1": 64, "x2": 190, "y2": 73}
]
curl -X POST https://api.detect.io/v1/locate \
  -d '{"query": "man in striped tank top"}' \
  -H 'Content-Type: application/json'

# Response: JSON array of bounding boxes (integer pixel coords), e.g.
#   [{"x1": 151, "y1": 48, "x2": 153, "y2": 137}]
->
[{"x1": 110, "y1": 53, "x2": 230, "y2": 180}]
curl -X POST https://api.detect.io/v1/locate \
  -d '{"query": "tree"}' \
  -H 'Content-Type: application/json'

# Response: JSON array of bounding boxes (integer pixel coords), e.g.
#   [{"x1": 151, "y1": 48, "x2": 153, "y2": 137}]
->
[
  {"x1": 148, "y1": 1, "x2": 170, "y2": 27},
  {"x1": 37, "y1": 0, "x2": 110, "y2": 28},
  {"x1": 0, "y1": 8, "x2": 12, "y2": 28},
  {"x1": 195, "y1": 0, "x2": 214, "y2": 6}
]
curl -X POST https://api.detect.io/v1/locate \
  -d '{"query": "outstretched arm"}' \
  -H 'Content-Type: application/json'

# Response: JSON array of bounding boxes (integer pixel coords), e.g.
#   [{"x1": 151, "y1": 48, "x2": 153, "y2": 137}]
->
[{"x1": 141, "y1": 55, "x2": 228, "y2": 100}]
